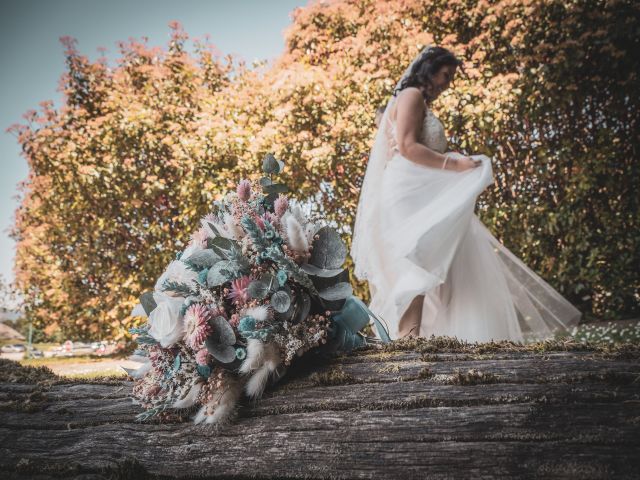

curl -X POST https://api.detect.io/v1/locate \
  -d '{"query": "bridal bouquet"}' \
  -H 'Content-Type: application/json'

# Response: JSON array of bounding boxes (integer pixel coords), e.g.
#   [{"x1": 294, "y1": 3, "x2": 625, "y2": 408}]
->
[{"x1": 127, "y1": 154, "x2": 390, "y2": 426}]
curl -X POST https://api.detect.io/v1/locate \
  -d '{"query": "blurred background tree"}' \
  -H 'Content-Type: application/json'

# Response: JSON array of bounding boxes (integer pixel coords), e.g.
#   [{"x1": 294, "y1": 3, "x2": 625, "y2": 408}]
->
[{"x1": 8, "y1": 0, "x2": 639, "y2": 341}]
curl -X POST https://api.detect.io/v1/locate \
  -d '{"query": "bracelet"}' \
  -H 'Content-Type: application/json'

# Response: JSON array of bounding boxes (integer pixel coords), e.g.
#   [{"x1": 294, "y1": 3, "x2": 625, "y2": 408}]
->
[{"x1": 442, "y1": 154, "x2": 450, "y2": 170}]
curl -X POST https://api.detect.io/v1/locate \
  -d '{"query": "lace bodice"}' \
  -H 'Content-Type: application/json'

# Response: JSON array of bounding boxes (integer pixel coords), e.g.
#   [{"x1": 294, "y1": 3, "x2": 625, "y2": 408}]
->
[{"x1": 386, "y1": 107, "x2": 448, "y2": 155}]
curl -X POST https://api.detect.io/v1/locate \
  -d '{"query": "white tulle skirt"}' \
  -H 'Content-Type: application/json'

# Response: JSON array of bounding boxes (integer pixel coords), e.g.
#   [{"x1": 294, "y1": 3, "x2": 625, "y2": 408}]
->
[{"x1": 367, "y1": 152, "x2": 582, "y2": 343}]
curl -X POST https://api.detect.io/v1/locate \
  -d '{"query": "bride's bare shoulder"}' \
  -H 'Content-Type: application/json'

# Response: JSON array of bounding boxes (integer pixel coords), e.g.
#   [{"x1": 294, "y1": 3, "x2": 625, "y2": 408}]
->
[
  {"x1": 398, "y1": 86, "x2": 423, "y2": 98},
  {"x1": 396, "y1": 87, "x2": 425, "y2": 107},
  {"x1": 393, "y1": 87, "x2": 425, "y2": 119}
]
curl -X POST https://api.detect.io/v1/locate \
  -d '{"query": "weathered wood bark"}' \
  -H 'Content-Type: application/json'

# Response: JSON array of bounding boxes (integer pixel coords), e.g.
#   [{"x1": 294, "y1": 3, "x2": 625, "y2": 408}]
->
[{"x1": 1, "y1": 339, "x2": 640, "y2": 479}]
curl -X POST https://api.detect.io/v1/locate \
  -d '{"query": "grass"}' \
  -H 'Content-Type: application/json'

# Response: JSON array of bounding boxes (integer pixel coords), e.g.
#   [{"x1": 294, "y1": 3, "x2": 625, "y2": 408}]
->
[
  {"x1": 63, "y1": 369, "x2": 128, "y2": 380},
  {"x1": 20, "y1": 355, "x2": 113, "y2": 366},
  {"x1": 17, "y1": 354, "x2": 131, "y2": 380}
]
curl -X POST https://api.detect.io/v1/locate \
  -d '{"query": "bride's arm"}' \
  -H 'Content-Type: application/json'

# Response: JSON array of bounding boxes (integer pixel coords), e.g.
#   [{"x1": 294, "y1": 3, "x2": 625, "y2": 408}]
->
[{"x1": 396, "y1": 88, "x2": 454, "y2": 170}]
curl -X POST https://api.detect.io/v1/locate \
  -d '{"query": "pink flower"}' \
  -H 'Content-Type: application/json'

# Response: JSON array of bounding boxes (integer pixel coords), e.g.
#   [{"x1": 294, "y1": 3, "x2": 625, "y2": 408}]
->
[
  {"x1": 202, "y1": 212, "x2": 217, "y2": 224},
  {"x1": 274, "y1": 194, "x2": 288, "y2": 217},
  {"x1": 237, "y1": 179, "x2": 251, "y2": 201},
  {"x1": 227, "y1": 275, "x2": 253, "y2": 306},
  {"x1": 183, "y1": 304, "x2": 212, "y2": 350},
  {"x1": 189, "y1": 226, "x2": 209, "y2": 249},
  {"x1": 253, "y1": 214, "x2": 265, "y2": 231},
  {"x1": 195, "y1": 348, "x2": 209, "y2": 366},
  {"x1": 261, "y1": 211, "x2": 277, "y2": 226}
]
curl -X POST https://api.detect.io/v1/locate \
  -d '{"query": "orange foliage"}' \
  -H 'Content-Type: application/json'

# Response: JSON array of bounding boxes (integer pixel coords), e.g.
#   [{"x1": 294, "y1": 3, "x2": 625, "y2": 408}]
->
[{"x1": 8, "y1": 1, "x2": 639, "y2": 340}]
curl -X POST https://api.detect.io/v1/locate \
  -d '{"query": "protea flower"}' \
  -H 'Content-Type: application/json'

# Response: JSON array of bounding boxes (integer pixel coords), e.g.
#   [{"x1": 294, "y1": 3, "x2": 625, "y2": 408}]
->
[
  {"x1": 227, "y1": 275, "x2": 253, "y2": 306},
  {"x1": 237, "y1": 179, "x2": 251, "y2": 201},
  {"x1": 183, "y1": 304, "x2": 212, "y2": 350}
]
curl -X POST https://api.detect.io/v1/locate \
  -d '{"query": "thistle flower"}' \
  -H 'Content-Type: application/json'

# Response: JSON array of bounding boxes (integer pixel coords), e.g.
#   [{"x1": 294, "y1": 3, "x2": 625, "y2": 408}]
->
[
  {"x1": 227, "y1": 275, "x2": 253, "y2": 306},
  {"x1": 183, "y1": 304, "x2": 212, "y2": 349},
  {"x1": 274, "y1": 194, "x2": 289, "y2": 217},
  {"x1": 237, "y1": 179, "x2": 251, "y2": 201}
]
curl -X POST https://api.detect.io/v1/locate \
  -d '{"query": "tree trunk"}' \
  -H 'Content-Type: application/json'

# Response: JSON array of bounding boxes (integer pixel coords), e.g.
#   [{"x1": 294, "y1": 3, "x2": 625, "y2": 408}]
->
[{"x1": 1, "y1": 339, "x2": 639, "y2": 479}]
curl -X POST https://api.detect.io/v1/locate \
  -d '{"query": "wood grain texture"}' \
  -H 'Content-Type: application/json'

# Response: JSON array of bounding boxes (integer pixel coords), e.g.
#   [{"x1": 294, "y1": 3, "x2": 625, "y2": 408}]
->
[{"x1": 1, "y1": 343, "x2": 639, "y2": 479}]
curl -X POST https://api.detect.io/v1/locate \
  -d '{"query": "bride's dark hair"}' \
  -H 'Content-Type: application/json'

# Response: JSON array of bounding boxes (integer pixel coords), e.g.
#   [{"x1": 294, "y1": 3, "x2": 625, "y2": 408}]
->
[{"x1": 393, "y1": 46, "x2": 464, "y2": 106}]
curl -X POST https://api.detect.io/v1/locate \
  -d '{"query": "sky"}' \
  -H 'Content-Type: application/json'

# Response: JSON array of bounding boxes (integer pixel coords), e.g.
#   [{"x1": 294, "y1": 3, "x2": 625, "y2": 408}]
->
[{"x1": 0, "y1": 0, "x2": 307, "y2": 289}]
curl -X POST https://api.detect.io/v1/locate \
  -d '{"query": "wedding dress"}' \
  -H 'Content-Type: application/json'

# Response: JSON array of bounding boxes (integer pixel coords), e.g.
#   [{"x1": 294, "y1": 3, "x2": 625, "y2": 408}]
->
[
  {"x1": 350, "y1": 46, "x2": 582, "y2": 343},
  {"x1": 365, "y1": 112, "x2": 582, "y2": 342}
]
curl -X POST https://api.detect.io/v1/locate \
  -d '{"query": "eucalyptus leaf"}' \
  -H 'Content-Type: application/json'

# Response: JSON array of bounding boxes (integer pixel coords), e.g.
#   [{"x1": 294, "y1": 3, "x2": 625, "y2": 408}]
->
[
  {"x1": 207, "y1": 261, "x2": 231, "y2": 287},
  {"x1": 292, "y1": 291, "x2": 311, "y2": 323},
  {"x1": 184, "y1": 249, "x2": 221, "y2": 268},
  {"x1": 262, "y1": 153, "x2": 279, "y2": 174},
  {"x1": 248, "y1": 280, "x2": 269, "y2": 300},
  {"x1": 210, "y1": 236, "x2": 235, "y2": 252},
  {"x1": 210, "y1": 316, "x2": 236, "y2": 345},
  {"x1": 300, "y1": 263, "x2": 344, "y2": 278},
  {"x1": 263, "y1": 191, "x2": 279, "y2": 208},
  {"x1": 206, "y1": 342, "x2": 237, "y2": 364},
  {"x1": 139, "y1": 291, "x2": 157, "y2": 316},
  {"x1": 318, "y1": 282, "x2": 353, "y2": 301},
  {"x1": 173, "y1": 354, "x2": 181, "y2": 371},
  {"x1": 259, "y1": 176, "x2": 272, "y2": 187},
  {"x1": 259, "y1": 273, "x2": 277, "y2": 292},
  {"x1": 207, "y1": 222, "x2": 221, "y2": 236},
  {"x1": 271, "y1": 290, "x2": 291, "y2": 313},
  {"x1": 219, "y1": 261, "x2": 241, "y2": 279},
  {"x1": 309, "y1": 226, "x2": 347, "y2": 270},
  {"x1": 274, "y1": 297, "x2": 295, "y2": 321},
  {"x1": 207, "y1": 239, "x2": 227, "y2": 258},
  {"x1": 274, "y1": 286, "x2": 297, "y2": 321},
  {"x1": 310, "y1": 268, "x2": 350, "y2": 293},
  {"x1": 263, "y1": 183, "x2": 288, "y2": 195}
]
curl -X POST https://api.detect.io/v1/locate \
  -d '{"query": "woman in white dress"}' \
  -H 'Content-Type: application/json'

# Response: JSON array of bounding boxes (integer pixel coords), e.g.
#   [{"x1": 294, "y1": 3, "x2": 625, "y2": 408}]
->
[{"x1": 350, "y1": 45, "x2": 582, "y2": 343}]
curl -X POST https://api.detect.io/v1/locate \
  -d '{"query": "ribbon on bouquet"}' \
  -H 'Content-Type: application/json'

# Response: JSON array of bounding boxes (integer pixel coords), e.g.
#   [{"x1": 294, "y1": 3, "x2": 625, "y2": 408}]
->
[{"x1": 327, "y1": 295, "x2": 392, "y2": 353}]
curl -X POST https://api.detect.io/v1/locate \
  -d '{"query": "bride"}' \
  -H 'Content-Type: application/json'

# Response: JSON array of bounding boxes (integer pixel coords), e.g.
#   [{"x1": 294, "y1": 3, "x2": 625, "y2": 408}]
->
[{"x1": 350, "y1": 45, "x2": 582, "y2": 343}]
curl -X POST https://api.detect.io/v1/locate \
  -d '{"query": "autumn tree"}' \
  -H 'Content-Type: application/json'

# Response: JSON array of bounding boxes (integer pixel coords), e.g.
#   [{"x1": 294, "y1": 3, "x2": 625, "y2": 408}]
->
[{"x1": 9, "y1": 1, "x2": 639, "y2": 340}]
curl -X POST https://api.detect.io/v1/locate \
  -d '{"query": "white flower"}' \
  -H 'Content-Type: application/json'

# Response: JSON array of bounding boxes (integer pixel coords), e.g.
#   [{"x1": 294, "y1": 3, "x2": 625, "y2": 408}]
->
[
  {"x1": 148, "y1": 292, "x2": 186, "y2": 348},
  {"x1": 154, "y1": 260, "x2": 199, "y2": 294},
  {"x1": 223, "y1": 212, "x2": 245, "y2": 240},
  {"x1": 291, "y1": 204, "x2": 307, "y2": 226},
  {"x1": 285, "y1": 215, "x2": 309, "y2": 254},
  {"x1": 243, "y1": 305, "x2": 271, "y2": 322},
  {"x1": 304, "y1": 221, "x2": 320, "y2": 246},
  {"x1": 181, "y1": 239, "x2": 205, "y2": 260}
]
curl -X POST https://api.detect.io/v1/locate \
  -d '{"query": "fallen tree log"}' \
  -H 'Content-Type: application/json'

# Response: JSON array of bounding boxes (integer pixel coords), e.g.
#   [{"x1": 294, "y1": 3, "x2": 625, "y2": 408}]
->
[{"x1": 1, "y1": 337, "x2": 639, "y2": 479}]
